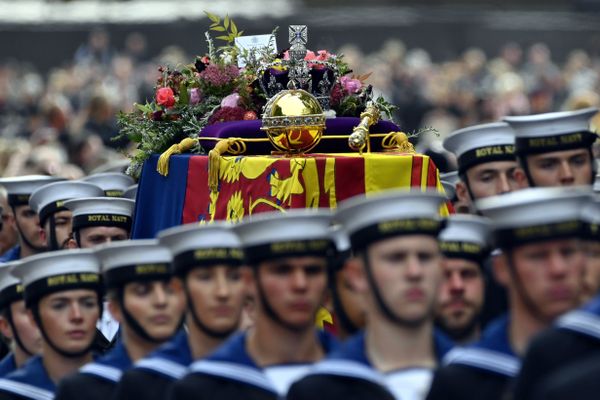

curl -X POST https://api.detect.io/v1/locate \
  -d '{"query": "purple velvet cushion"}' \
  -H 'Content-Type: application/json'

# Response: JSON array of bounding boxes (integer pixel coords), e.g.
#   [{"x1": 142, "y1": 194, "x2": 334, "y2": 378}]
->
[{"x1": 198, "y1": 117, "x2": 401, "y2": 154}]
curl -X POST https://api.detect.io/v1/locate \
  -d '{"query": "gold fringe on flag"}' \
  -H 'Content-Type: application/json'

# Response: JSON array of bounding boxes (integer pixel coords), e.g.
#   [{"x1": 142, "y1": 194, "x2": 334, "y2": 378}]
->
[
  {"x1": 157, "y1": 137, "x2": 199, "y2": 176},
  {"x1": 208, "y1": 138, "x2": 247, "y2": 193}
]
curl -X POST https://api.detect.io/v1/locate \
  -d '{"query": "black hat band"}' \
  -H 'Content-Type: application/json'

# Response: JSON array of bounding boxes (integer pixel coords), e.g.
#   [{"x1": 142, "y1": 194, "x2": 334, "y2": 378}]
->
[
  {"x1": 24, "y1": 273, "x2": 102, "y2": 308},
  {"x1": 0, "y1": 283, "x2": 23, "y2": 310},
  {"x1": 440, "y1": 240, "x2": 489, "y2": 264},
  {"x1": 495, "y1": 220, "x2": 583, "y2": 249},
  {"x1": 72, "y1": 214, "x2": 132, "y2": 231},
  {"x1": 38, "y1": 200, "x2": 68, "y2": 226},
  {"x1": 516, "y1": 131, "x2": 597, "y2": 156},
  {"x1": 350, "y1": 218, "x2": 444, "y2": 251},
  {"x1": 173, "y1": 248, "x2": 244, "y2": 276},
  {"x1": 245, "y1": 239, "x2": 335, "y2": 265},
  {"x1": 457, "y1": 145, "x2": 516, "y2": 175},
  {"x1": 7, "y1": 194, "x2": 30, "y2": 207},
  {"x1": 104, "y1": 263, "x2": 172, "y2": 289}
]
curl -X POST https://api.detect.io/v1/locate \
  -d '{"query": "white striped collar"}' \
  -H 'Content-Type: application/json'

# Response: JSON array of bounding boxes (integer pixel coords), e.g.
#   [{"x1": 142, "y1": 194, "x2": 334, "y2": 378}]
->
[
  {"x1": 189, "y1": 360, "x2": 278, "y2": 395},
  {"x1": 557, "y1": 310, "x2": 600, "y2": 340},
  {"x1": 135, "y1": 358, "x2": 188, "y2": 380},
  {"x1": 308, "y1": 359, "x2": 385, "y2": 385},
  {"x1": 80, "y1": 363, "x2": 123, "y2": 383},
  {"x1": 443, "y1": 347, "x2": 520, "y2": 377},
  {"x1": 0, "y1": 378, "x2": 54, "y2": 400}
]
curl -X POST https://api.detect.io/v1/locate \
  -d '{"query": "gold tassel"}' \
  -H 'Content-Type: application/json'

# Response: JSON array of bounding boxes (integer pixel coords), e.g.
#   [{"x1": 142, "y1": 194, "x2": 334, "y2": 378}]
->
[
  {"x1": 382, "y1": 131, "x2": 415, "y2": 153},
  {"x1": 157, "y1": 138, "x2": 199, "y2": 176},
  {"x1": 208, "y1": 138, "x2": 247, "y2": 193}
]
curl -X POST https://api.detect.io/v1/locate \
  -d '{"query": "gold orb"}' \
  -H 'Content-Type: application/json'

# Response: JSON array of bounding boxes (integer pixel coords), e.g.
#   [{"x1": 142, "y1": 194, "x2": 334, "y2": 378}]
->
[{"x1": 261, "y1": 89, "x2": 326, "y2": 154}]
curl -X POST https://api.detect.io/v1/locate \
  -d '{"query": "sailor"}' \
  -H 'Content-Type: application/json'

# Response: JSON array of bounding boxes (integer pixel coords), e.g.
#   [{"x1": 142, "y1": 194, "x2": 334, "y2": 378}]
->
[
  {"x1": 426, "y1": 187, "x2": 589, "y2": 400},
  {"x1": 325, "y1": 227, "x2": 366, "y2": 340},
  {"x1": 0, "y1": 262, "x2": 41, "y2": 377},
  {"x1": 288, "y1": 190, "x2": 453, "y2": 400},
  {"x1": 171, "y1": 209, "x2": 338, "y2": 400},
  {"x1": 0, "y1": 176, "x2": 63, "y2": 261},
  {"x1": 122, "y1": 185, "x2": 137, "y2": 201},
  {"x1": 0, "y1": 187, "x2": 19, "y2": 258},
  {"x1": 0, "y1": 249, "x2": 102, "y2": 400},
  {"x1": 113, "y1": 222, "x2": 247, "y2": 400},
  {"x1": 435, "y1": 215, "x2": 492, "y2": 344},
  {"x1": 29, "y1": 181, "x2": 104, "y2": 252},
  {"x1": 81, "y1": 173, "x2": 135, "y2": 198},
  {"x1": 504, "y1": 107, "x2": 598, "y2": 187},
  {"x1": 443, "y1": 122, "x2": 520, "y2": 211},
  {"x1": 54, "y1": 240, "x2": 184, "y2": 400},
  {"x1": 63, "y1": 197, "x2": 135, "y2": 349},
  {"x1": 511, "y1": 195, "x2": 600, "y2": 400},
  {"x1": 62, "y1": 197, "x2": 135, "y2": 249}
]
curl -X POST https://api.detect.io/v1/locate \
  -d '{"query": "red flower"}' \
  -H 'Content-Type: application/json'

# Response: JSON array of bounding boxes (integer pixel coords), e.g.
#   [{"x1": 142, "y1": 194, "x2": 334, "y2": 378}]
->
[
  {"x1": 208, "y1": 106, "x2": 247, "y2": 125},
  {"x1": 156, "y1": 87, "x2": 176, "y2": 108}
]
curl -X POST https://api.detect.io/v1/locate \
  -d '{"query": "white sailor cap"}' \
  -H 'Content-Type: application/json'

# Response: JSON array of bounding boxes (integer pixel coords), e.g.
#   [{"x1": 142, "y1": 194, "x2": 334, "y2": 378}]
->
[
  {"x1": 440, "y1": 171, "x2": 460, "y2": 186},
  {"x1": 335, "y1": 190, "x2": 447, "y2": 251},
  {"x1": 331, "y1": 226, "x2": 351, "y2": 270},
  {"x1": 82, "y1": 173, "x2": 135, "y2": 197},
  {"x1": 158, "y1": 222, "x2": 244, "y2": 276},
  {"x1": 95, "y1": 239, "x2": 173, "y2": 289},
  {"x1": 11, "y1": 249, "x2": 101, "y2": 307},
  {"x1": 63, "y1": 197, "x2": 135, "y2": 232},
  {"x1": 234, "y1": 209, "x2": 335, "y2": 265},
  {"x1": 123, "y1": 185, "x2": 138, "y2": 200},
  {"x1": 476, "y1": 186, "x2": 591, "y2": 249},
  {"x1": 439, "y1": 215, "x2": 492, "y2": 263},
  {"x1": 441, "y1": 180, "x2": 456, "y2": 201},
  {"x1": 0, "y1": 261, "x2": 23, "y2": 310},
  {"x1": 29, "y1": 181, "x2": 105, "y2": 226},
  {"x1": 581, "y1": 196, "x2": 600, "y2": 241},
  {"x1": 594, "y1": 173, "x2": 600, "y2": 193},
  {"x1": 443, "y1": 122, "x2": 516, "y2": 174},
  {"x1": 503, "y1": 107, "x2": 598, "y2": 155},
  {"x1": 0, "y1": 175, "x2": 65, "y2": 207}
]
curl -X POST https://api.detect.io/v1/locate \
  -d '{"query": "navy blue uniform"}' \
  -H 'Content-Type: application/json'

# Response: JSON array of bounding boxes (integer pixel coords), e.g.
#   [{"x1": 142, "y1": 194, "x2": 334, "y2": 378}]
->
[
  {"x1": 426, "y1": 315, "x2": 519, "y2": 400},
  {"x1": 112, "y1": 330, "x2": 191, "y2": 400},
  {"x1": 0, "y1": 356, "x2": 54, "y2": 400},
  {"x1": 55, "y1": 340, "x2": 131, "y2": 400},
  {"x1": 288, "y1": 330, "x2": 453, "y2": 400},
  {"x1": 171, "y1": 331, "x2": 338, "y2": 400},
  {"x1": 513, "y1": 295, "x2": 600, "y2": 400}
]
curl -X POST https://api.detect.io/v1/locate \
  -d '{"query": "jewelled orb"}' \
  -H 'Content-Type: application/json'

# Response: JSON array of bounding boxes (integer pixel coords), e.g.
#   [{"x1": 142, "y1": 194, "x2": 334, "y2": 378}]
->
[{"x1": 261, "y1": 89, "x2": 326, "y2": 154}]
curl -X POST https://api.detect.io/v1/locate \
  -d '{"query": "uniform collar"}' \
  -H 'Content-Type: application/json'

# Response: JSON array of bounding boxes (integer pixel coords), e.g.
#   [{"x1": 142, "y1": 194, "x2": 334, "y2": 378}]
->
[
  {"x1": 556, "y1": 294, "x2": 600, "y2": 340},
  {"x1": 133, "y1": 329, "x2": 192, "y2": 380},
  {"x1": 0, "y1": 354, "x2": 16, "y2": 378},
  {"x1": 330, "y1": 329, "x2": 454, "y2": 366},
  {"x1": 0, "y1": 356, "x2": 54, "y2": 400},
  {"x1": 0, "y1": 245, "x2": 20, "y2": 263},
  {"x1": 444, "y1": 314, "x2": 520, "y2": 377},
  {"x1": 79, "y1": 341, "x2": 132, "y2": 383}
]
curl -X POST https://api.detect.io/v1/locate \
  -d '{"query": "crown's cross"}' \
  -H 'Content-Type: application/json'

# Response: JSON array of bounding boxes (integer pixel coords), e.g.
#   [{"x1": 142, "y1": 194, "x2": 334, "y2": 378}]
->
[{"x1": 286, "y1": 25, "x2": 310, "y2": 90}]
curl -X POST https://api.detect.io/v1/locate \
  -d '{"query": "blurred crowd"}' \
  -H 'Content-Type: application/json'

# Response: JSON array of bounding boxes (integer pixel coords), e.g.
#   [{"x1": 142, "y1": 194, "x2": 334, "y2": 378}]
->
[{"x1": 1, "y1": 29, "x2": 600, "y2": 176}]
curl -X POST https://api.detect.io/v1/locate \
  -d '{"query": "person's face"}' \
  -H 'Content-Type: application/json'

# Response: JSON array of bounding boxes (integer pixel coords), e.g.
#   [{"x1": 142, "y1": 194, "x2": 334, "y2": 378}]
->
[
  {"x1": 365, "y1": 235, "x2": 442, "y2": 325},
  {"x1": 13, "y1": 205, "x2": 45, "y2": 248},
  {"x1": 78, "y1": 226, "x2": 129, "y2": 248},
  {"x1": 463, "y1": 160, "x2": 520, "y2": 200},
  {"x1": 510, "y1": 239, "x2": 585, "y2": 320},
  {"x1": 255, "y1": 256, "x2": 328, "y2": 331},
  {"x1": 118, "y1": 279, "x2": 185, "y2": 342},
  {"x1": 36, "y1": 289, "x2": 100, "y2": 354},
  {"x1": 525, "y1": 148, "x2": 593, "y2": 187},
  {"x1": 581, "y1": 241, "x2": 600, "y2": 303},
  {"x1": 334, "y1": 266, "x2": 367, "y2": 332},
  {"x1": 185, "y1": 265, "x2": 246, "y2": 335},
  {"x1": 0, "y1": 199, "x2": 17, "y2": 253},
  {"x1": 436, "y1": 258, "x2": 484, "y2": 336},
  {"x1": 9, "y1": 300, "x2": 42, "y2": 355},
  {"x1": 43, "y1": 210, "x2": 72, "y2": 249}
]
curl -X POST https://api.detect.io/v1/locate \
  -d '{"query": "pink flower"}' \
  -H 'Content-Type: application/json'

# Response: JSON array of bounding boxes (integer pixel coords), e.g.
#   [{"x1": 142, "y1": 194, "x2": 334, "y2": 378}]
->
[
  {"x1": 156, "y1": 87, "x2": 176, "y2": 108},
  {"x1": 221, "y1": 93, "x2": 240, "y2": 108},
  {"x1": 189, "y1": 88, "x2": 202, "y2": 105},
  {"x1": 199, "y1": 64, "x2": 239, "y2": 87},
  {"x1": 316, "y1": 50, "x2": 331, "y2": 61},
  {"x1": 340, "y1": 75, "x2": 362, "y2": 94}
]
